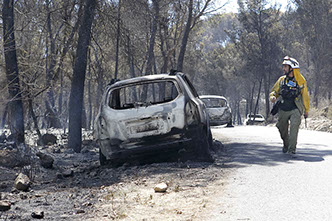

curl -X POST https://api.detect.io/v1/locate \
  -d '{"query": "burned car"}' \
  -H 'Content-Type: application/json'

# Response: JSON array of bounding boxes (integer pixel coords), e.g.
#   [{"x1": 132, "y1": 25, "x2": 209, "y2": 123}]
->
[
  {"x1": 200, "y1": 95, "x2": 233, "y2": 127},
  {"x1": 94, "y1": 72, "x2": 213, "y2": 166}
]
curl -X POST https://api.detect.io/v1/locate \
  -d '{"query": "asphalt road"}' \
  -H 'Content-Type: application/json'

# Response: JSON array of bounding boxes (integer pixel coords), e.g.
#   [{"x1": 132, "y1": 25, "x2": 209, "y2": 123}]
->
[{"x1": 206, "y1": 125, "x2": 332, "y2": 221}]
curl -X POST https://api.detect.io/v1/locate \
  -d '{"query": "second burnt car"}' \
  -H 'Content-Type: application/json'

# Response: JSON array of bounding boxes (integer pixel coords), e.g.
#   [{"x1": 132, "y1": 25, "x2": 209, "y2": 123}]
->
[
  {"x1": 200, "y1": 95, "x2": 233, "y2": 127},
  {"x1": 94, "y1": 71, "x2": 213, "y2": 166}
]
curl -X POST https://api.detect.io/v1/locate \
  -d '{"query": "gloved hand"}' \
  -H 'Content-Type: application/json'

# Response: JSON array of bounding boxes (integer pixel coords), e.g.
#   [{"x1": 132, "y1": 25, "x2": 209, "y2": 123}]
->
[{"x1": 270, "y1": 96, "x2": 276, "y2": 103}]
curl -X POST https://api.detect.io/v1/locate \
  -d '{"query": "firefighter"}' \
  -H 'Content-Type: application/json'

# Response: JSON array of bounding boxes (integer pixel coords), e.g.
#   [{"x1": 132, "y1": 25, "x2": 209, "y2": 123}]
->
[{"x1": 270, "y1": 56, "x2": 310, "y2": 156}]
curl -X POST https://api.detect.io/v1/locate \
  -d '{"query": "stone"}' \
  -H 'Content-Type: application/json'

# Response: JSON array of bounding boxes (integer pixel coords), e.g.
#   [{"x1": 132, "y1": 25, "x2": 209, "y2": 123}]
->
[
  {"x1": 14, "y1": 173, "x2": 31, "y2": 191},
  {"x1": 36, "y1": 152, "x2": 54, "y2": 169},
  {"x1": 154, "y1": 183, "x2": 168, "y2": 193},
  {"x1": 76, "y1": 209, "x2": 85, "y2": 214},
  {"x1": 82, "y1": 202, "x2": 92, "y2": 207},
  {"x1": 38, "y1": 133, "x2": 57, "y2": 145},
  {"x1": 53, "y1": 148, "x2": 61, "y2": 154},
  {"x1": 0, "y1": 133, "x2": 6, "y2": 143},
  {"x1": 0, "y1": 149, "x2": 25, "y2": 168},
  {"x1": 62, "y1": 169, "x2": 74, "y2": 177},
  {"x1": 81, "y1": 147, "x2": 90, "y2": 154},
  {"x1": 0, "y1": 200, "x2": 11, "y2": 211},
  {"x1": 31, "y1": 211, "x2": 44, "y2": 219},
  {"x1": 56, "y1": 173, "x2": 64, "y2": 179}
]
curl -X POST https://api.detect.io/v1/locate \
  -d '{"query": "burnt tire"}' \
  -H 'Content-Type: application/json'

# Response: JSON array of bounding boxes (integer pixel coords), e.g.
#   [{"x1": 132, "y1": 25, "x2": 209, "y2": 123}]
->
[
  {"x1": 226, "y1": 119, "x2": 234, "y2": 127},
  {"x1": 99, "y1": 148, "x2": 107, "y2": 166},
  {"x1": 98, "y1": 140, "x2": 123, "y2": 167},
  {"x1": 208, "y1": 128, "x2": 213, "y2": 148},
  {"x1": 192, "y1": 128, "x2": 214, "y2": 162}
]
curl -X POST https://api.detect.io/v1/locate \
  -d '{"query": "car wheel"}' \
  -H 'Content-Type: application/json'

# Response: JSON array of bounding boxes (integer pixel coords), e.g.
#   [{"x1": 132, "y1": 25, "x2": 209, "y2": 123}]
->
[
  {"x1": 98, "y1": 141, "x2": 122, "y2": 167},
  {"x1": 192, "y1": 127, "x2": 214, "y2": 162},
  {"x1": 208, "y1": 128, "x2": 213, "y2": 148},
  {"x1": 226, "y1": 119, "x2": 233, "y2": 127},
  {"x1": 99, "y1": 148, "x2": 107, "y2": 166}
]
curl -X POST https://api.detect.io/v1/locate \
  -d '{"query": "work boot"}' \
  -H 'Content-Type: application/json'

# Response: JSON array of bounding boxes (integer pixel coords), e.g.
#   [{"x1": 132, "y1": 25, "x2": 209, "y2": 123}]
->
[
  {"x1": 287, "y1": 151, "x2": 297, "y2": 158},
  {"x1": 282, "y1": 146, "x2": 288, "y2": 153}
]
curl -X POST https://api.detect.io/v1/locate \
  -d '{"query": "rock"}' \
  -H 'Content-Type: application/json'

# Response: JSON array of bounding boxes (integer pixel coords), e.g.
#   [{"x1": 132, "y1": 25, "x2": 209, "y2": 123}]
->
[
  {"x1": 6, "y1": 134, "x2": 15, "y2": 142},
  {"x1": 20, "y1": 193, "x2": 28, "y2": 200},
  {"x1": 90, "y1": 171, "x2": 97, "y2": 177},
  {"x1": 63, "y1": 148, "x2": 74, "y2": 154},
  {"x1": 0, "y1": 149, "x2": 25, "y2": 168},
  {"x1": 53, "y1": 148, "x2": 61, "y2": 154},
  {"x1": 56, "y1": 173, "x2": 64, "y2": 179},
  {"x1": 76, "y1": 209, "x2": 85, "y2": 214},
  {"x1": 36, "y1": 152, "x2": 54, "y2": 169},
  {"x1": 31, "y1": 211, "x2": 44, "y2": 219},
  {"x1": 62, "y1": 169, "x2": 74, "y2": 177},
  {"x1": 82, "y1": 202, "x2": 92, "y2": 207},
  {"x1": 38, "y1": 133, "x2": 57, "y2": 145},
  {"x1": 0, "y1": 200, "x2": 11, "y2": 211},
  {"x1": 82, "y1": 140, "x2": 93, "y2": 145},
  {"x1": 81, "y1": 147, "x2": 90, "y2": 154},
  {"x1": 14, "y1": 173, "x2": 31, "y2": 191},
  {"x1": 154, "y1": 183, "x2": 168, "y2": 193},
  {"x1": 0, "y1": 133, "x2": 6, "y2": 143}
]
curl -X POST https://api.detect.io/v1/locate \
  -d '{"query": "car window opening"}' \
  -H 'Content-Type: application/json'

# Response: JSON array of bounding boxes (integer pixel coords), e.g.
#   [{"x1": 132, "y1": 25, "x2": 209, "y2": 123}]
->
[
  {"x1": 202, "y1": 98, "x2": 227, "y2": 108},
  {"x1": 109, "y1": 81, "x2": 179, "y2": 109}
]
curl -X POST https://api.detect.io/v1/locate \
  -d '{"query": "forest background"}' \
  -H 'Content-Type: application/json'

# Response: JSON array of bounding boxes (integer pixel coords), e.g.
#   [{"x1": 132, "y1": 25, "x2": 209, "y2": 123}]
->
[{"x1": 1, "y1": 0, "x2": 331, "y2": 151}]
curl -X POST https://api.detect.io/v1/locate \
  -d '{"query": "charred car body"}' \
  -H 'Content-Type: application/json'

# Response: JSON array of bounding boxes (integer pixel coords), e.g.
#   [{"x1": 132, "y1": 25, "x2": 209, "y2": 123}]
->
[
  {"x1": 200, "y1": 95, "x2": 233, "y2": 127},
  {"x1": 94, "y1": 72, "x2": 213, "y2": 166}
]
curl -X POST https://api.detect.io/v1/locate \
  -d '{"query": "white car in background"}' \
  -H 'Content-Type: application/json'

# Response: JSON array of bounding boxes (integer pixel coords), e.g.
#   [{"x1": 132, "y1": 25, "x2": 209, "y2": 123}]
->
[
  {"x1": 200, "y1": 95, "x2": 233, "y2": 127},
  {"x1": 245, "y1": 114, "x2": 266, "y2": 125}
]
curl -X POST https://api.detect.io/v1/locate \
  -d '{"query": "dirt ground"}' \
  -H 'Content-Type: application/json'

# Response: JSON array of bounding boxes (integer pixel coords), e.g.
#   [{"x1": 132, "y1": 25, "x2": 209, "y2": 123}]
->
[
  {"x1": 0, "y1": 129, "x2": 231, "y2": 221},
  {"x1": 1, "y1": 112, "x2": 330, "y2": 221}
]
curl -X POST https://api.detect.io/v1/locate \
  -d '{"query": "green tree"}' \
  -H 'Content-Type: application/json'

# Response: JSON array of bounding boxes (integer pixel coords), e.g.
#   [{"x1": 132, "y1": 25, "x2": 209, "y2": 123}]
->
[{"x1": 294, "y1": 0, "x2": 332, "y2": 106}]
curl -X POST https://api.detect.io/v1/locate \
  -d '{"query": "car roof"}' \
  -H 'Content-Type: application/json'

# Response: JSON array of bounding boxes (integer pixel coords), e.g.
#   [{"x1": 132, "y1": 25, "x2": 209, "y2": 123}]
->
[
  {"x1": 199, "y1": 95, "x2": 227, "y2": 100},
  {"x1": 108, "y1": 73, "x2": 182, "y2": 88}
]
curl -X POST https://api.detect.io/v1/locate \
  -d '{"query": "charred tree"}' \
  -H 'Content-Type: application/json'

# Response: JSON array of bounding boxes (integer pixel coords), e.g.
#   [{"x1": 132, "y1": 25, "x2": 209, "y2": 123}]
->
[
  {"x1": 2, "y1": 0, "x2": 25, "y2": 144},
  {"x1": 177, "y1": 0, "x2": 193, "y2": 72},
  {"x1": 145, "y1": 0, "x2": 159, "y2": 76},
  {"x1": 141, "y1": 0, "x2": 160, "y2": 100},
  {"x1": 45, "y1": 0, "x2": 62, "y2": 128},
  {"x1": 68, "y1": 0, "x2": 96, "y2": 153},
  {"x1": 1, "y1": 103, "x2": 8, "y2": 129},
  {"x1": 28, "y1": 99, "x2": 42, "y2": 140},
  {"x1": 114, "y1": 0, "x2": 121, "y2": 79}
]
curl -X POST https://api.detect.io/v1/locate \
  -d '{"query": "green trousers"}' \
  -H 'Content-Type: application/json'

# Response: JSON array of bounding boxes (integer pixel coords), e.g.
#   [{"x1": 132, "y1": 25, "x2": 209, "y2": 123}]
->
[{"x1": 276, "y1": 108, "x2": 301, "y2": 153}]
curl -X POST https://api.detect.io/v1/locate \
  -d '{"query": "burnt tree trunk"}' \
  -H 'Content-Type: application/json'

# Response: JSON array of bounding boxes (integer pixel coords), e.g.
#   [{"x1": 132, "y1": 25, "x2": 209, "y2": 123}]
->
[
  {"x1": 68, "y1": 0, "x2": 96, "y2": 153},
  {"x1": 145, "y1": 0, "x2": 159, "y2": 76},
  {"x1": 249, "y1": 82, "x2": 256, "y2": 115},
  {"x1": 2, "y1": 0, "x2": 25, "y2": 144},
  {"x1": 263, "y1": 73, "x2": 270, "y2": 119},
  {"x1": 141, "y1": 0, "x2": 159, "y2": 100},
  {"x1": 126, "y1": 35, "x2": 138, "y2": 100},
  {"x1": 94, "y1": 47, "x2": 104, "y2": 109},
  {"x1": 177, "y1": 0, "x2": 193, "y2": 72},
  {"x1": 253, "y1": 78, "x2": 263, "y2": 122},
  {"x1": 114, "y1": 0, "x2": 121, "y2": 79},
  {"x1": 45, "y1": 0, "x2": 62, "y2": 128},
  {"x1": 87, "y1": 51, "x2": 93, "y2": 130},
  {"x1": 28, "y1": 99, "x2": 42, "y2": 140},
  {"x1": 1, "y1": 103, "x2": 8, "y2": 129}
]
